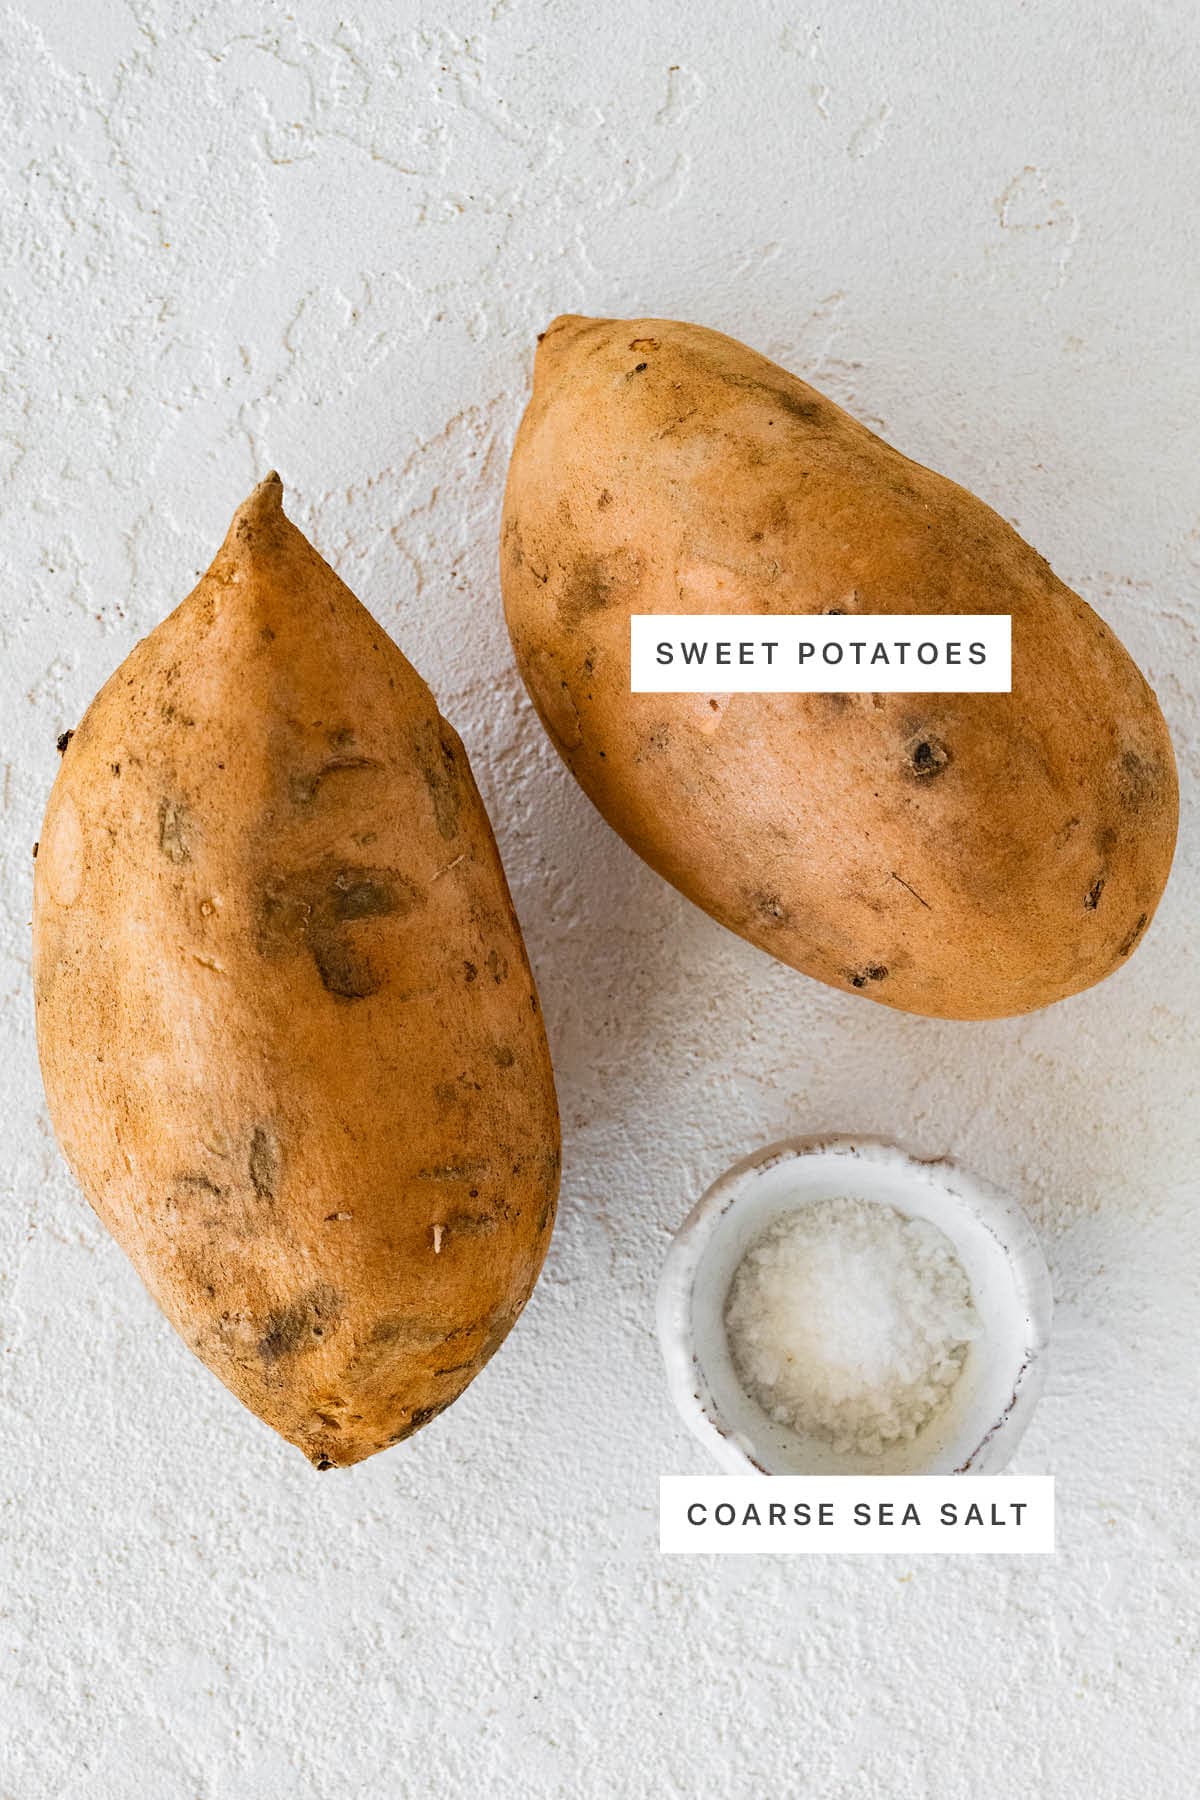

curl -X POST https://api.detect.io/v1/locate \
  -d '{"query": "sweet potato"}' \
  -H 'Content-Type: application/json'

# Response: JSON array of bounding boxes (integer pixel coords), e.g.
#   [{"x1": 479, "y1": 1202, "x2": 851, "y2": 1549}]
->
[
  {"x1": 34, "y1": 475, "x2": 560, "y2": 1466},
  {"x1": 501, "y1": 315, "x2": 1178, "y2": 1020}
]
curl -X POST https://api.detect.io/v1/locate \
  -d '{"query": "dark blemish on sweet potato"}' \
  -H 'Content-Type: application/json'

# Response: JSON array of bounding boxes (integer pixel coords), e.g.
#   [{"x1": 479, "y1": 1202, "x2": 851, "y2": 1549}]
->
[
  {"x1": 848, "y1": 964, "x2": 889, "y2": 989},
  {"x1": 249, "y1": 1125, "x2": 278, "y2": 1200},
  {"x1": 369, "y1": 1315, "x2": 469, "y2": 1348},
  {"x1": 630, "y1": 337, "x2": 660, "y2": 351},
  {"x1": 751, "y1": 890, "x2": 789, "y2": 926},
  {"x1": 258, "y1": 1282, "x2": 341, "y2": 1364},
  {"x1": 463, "y1": 960, "x2": 478, "y2": 983},
  {"x1": 388, "y1": 1398, "x2": 453, "y2": 1444},
  {"x1": 311, "y1": 939, "x2": 380, "y2": 999},
  {"x1": 432, "y1": 1357, "x2": 477, "y2": 1378},
  {"x1": 1084, "y1": 876, "x2": 1105, "y2": 912},
  {"x1": 486, "y1": 948, "x2": 509, "y2": 984},
  {"x1": 367, "y1": 1317, "x2": 409, "y2": 1346},
  {"x1": 908, "y1": 736, "x2": 951, "y2": 779},
  {"x1": 158, "y1": 797, "x2": 191, "y2": 862},
  {"x1": 773, "y1": 388, "x2": 827, "y2": 424},
  {"x1": 1117, "y1": 912, "x2": 1148, "y2": 957},
  {"x1": 632, "y1": 361, "x2": 648, "y2": 373},
  {"x1": 443, "y1": 1210, "x2": 500, "y2": 1238},
  {"x1": 722, "y1": 372, "x2": 827, "y2": 425},
  {"x1": 475, "y1": 1311, "x2": 518, "y2": 1367},
  {"x1": 289, "y1": 756, "x2": 381, "y2": 805},
  {"x1": 174, "y1": 1171, "x2": 225, "y2": 1196},
  {"x1": 56, "y1": 730, "x2": 75, "y2": 755},
  {"x1": 561, "y1": 554, "x2": 612, "y2": 624},
  {"x1": 1118, "y1": 749, "x2": 1159, "y2": 812},
  {"x1": 558, "y1": 549, "x2": 644, "y2": 630},
  {"x1": 491, "y1": 1043, "x2": 516, "y2": 1068},
  {"x1": 415, "y1": 725, "x2": 462, "y2": 840},
  {"x1": 330, "y1": 872, "x2": 401, "y2": 923},
  {"x1": 419, "y1": 1160, "x2": 489, "y2": 1182},
  {"x1": 597, "y1": 489, "x2": 613, "y2": 510},
  {"x1": 259, "y1": 861, "x2": 420, "y2": 1001}
]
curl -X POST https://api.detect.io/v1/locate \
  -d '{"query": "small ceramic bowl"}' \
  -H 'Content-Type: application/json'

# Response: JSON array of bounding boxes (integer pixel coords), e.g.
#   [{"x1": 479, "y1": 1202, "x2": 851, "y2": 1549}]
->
[{"x1": 657, "y1": 1135, "x2": 1052, "y2": 1476}]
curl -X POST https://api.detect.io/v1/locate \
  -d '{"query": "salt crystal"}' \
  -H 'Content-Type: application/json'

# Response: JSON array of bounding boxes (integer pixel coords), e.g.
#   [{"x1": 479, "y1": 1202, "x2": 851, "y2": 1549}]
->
[{"x1": 724, "y1": 1196, "x2": 980, "y2": 1455}]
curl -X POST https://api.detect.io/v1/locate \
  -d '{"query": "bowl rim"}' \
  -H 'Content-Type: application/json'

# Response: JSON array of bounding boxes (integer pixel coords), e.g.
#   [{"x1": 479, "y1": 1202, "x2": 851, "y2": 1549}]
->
[{"x1": 656, "y1": 1132, "x2": 1053, "y2": 1477}]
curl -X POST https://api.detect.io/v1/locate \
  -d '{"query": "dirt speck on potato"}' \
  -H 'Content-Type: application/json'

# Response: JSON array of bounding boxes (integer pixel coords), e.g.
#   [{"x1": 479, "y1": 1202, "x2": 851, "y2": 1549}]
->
[
  {"x1": 848, "y1": 964, "x2": 889, "y2": 989},
  {"x1": 558, "y1": 549, "x2": 644, "y2": 630},
  {"x1": 907, "y1": 736, "x2": 952, "y2": 779},
  {"x1": 258, "y1": 1283, "x2": 342, "y2": 1365}
]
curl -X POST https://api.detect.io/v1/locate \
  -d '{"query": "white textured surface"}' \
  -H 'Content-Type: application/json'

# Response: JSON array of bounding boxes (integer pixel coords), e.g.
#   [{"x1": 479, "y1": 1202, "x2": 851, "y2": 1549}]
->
[{"x1": 2, "y1": 2, "x2": 1198, "y2": 1795}]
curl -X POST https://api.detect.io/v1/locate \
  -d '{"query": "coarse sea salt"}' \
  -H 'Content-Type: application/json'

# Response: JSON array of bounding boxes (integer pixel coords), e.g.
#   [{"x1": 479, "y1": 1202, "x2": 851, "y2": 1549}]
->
[{"x1": 724, "y1": 1196, "x2": 981, "y2": 1457}]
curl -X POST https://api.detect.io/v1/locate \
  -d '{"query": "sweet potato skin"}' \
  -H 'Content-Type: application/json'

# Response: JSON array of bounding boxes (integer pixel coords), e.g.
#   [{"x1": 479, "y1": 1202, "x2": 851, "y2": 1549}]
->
[
  {"x1": 34, "y1": 476, "x2": 560, "y2": 1466},
  {"x1": 501, "y1": 315, "x2": 1178, "y2": 1020}
]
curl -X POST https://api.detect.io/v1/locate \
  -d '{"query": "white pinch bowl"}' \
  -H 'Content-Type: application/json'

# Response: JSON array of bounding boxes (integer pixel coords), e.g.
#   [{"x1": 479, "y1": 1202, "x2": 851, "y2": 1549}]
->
[{"x1": 657, "y1": 1136, "x2": 1052, "y2": 1476}]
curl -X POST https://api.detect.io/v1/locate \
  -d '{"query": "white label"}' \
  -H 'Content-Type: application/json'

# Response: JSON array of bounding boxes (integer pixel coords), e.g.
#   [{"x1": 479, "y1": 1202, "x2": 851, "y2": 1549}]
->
[
  {"x1": 630, "y1": 614, "x2": 1011, "y2": 692},
  {"x1": 660, "y1": 1476, "x2": 1054, "y2": 1554}
]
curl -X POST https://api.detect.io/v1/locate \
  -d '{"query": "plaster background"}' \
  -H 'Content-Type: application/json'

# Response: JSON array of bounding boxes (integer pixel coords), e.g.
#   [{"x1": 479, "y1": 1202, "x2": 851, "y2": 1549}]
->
[{"x1": 1, "y1": 2, "x2": 1198, "y2": 1794}]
